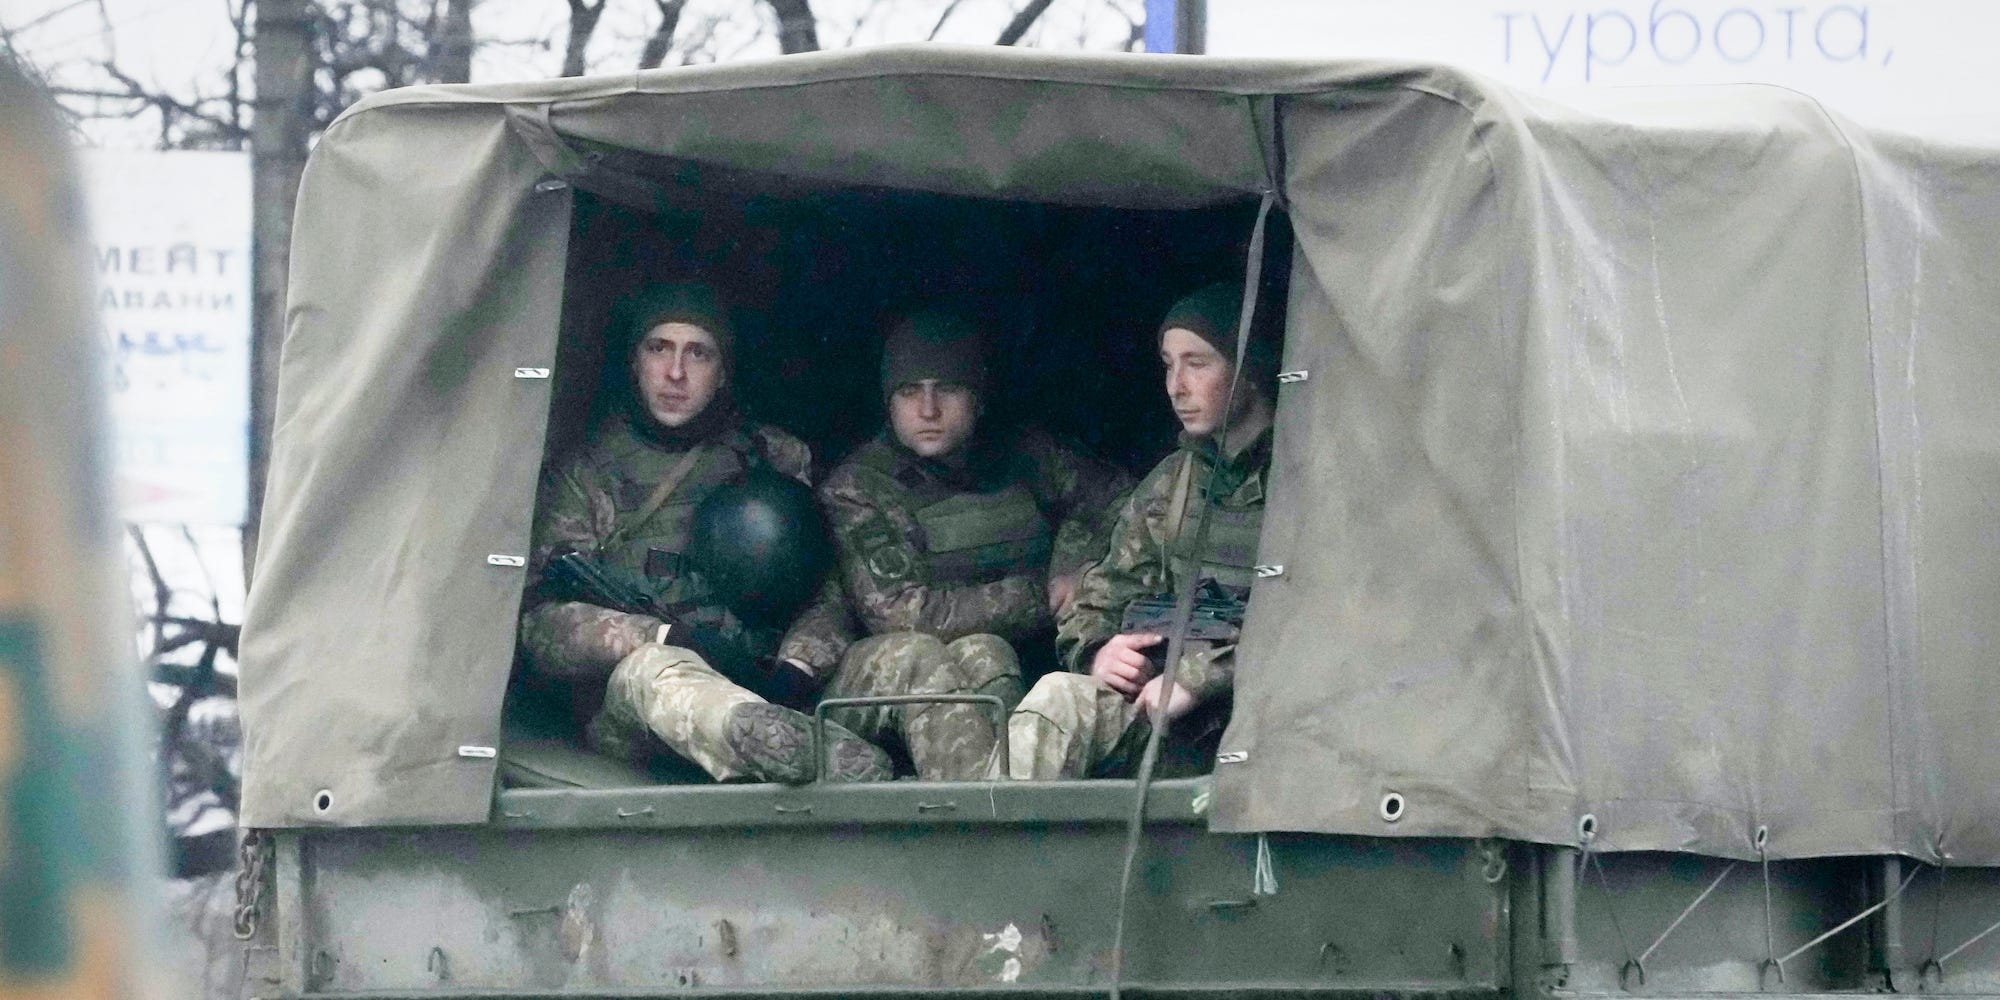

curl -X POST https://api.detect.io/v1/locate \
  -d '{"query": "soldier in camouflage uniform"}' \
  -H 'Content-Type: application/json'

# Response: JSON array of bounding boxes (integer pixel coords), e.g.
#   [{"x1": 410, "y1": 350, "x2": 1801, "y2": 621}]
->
[
  {"x1": 1000, "y1": 282, "x2": 1278, "y2": 779},
  {"x1": 818, "y1": 311, "x2": 1131, "y2": 780},
  {"x1": 519, "y1": 283, "x2": 891, "y2": 784}
]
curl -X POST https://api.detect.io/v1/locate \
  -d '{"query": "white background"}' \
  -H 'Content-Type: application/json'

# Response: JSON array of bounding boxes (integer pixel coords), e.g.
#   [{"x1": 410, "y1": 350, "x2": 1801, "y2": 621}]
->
[{"x1": 1209, "y1": 0, "x2": 1998, "y2": 139}]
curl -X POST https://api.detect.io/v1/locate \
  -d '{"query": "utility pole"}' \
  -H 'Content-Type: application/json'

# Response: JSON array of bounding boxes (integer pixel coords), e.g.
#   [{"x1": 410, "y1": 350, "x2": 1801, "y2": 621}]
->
[
  {"x1": 246, "y1": 0, "x2": 315, "y2": 579},
  {"x1": 1176, "y1": 0, "x2": 1205, "y2": 54},
  {"x1": 1142, "y1": 0, "x2": 1206, "y2": 54}
]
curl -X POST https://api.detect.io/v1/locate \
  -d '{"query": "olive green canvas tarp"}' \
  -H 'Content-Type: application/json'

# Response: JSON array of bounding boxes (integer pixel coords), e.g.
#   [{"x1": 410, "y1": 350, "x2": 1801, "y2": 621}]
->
[{"x1": 237, "y1": 46, "x2": 2000, "y2": 866}]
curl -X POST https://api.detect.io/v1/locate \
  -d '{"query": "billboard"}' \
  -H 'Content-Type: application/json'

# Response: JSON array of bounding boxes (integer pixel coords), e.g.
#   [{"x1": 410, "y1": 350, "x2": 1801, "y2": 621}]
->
[
  {"x1": 1208, "y1": 0, "x2": 1994, "y2": 137},
  {"x1": 84, "y1": 150, "x2": 251, "y2": 526}
]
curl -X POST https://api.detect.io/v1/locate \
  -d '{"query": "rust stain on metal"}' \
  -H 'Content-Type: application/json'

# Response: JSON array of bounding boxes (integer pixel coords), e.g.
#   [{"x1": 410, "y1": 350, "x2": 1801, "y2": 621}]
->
[{"x1": 559, "y1": 883, "x2": 595, "y2": 963}]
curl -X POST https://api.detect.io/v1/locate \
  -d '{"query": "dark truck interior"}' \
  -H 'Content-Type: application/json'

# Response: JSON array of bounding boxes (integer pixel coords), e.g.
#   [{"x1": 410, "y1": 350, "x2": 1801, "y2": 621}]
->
[{"x1": 505, "y1": 166, "x2": 1291, "y2": 789}]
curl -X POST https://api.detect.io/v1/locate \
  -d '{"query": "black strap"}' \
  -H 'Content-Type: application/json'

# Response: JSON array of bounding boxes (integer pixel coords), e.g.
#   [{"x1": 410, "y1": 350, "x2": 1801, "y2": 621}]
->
[{"x1": 1109, "y1": 188, "x2": 1279, "y2": 1000}]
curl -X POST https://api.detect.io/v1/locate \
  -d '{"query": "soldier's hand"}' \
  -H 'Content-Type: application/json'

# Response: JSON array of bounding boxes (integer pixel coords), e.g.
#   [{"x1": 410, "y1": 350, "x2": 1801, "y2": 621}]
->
[
  {"x1": 1136, "y1": 676, "x2": 1198, "y2": 724},
  {"x1": 1047, "y1": 572, "x2": 1079, "y2": 615},
  {"x1": 1090, "y1": 632, "x2": 1162, "y2": 698}
]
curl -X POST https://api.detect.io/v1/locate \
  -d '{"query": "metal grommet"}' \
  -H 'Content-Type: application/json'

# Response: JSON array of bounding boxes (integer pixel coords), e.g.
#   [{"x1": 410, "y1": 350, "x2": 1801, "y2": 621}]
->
[
  {"x1": 313, "y1": 789, "x2": 334, "y2": 814},
  {"x1": 1577, "y1": 813, "x2": 1598, "y2": 843},
  {"x1": 1755, "y1": 825, "x2": 1770, "y2": 851},
  {"x1": 1378, "y1": 791, "x2": 1406, "y2": 823}
]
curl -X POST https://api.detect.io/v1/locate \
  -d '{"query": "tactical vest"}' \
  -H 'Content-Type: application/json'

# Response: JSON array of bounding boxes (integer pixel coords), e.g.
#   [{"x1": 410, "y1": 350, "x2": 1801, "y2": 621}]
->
[
  {"x1": 594, "y1": 423, "x2": 762, "y2": 606},
  {"x1": 1162, "y1": 451, "x2": 1265, "y2": 592},
  {"x1": 859, "y1": 442, "x2": 1055, "y2": 588}
]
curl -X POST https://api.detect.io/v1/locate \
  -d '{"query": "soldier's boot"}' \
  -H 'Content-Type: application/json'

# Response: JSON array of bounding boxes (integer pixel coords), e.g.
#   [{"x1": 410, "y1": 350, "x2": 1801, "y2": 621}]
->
[{"x1": 723, "y1": 702, "x2": 893, "y2": 785}]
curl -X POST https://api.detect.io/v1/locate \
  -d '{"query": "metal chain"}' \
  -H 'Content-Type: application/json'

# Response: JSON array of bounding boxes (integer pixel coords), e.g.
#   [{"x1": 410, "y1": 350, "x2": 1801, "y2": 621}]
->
[{"x1": 233, "y1": 829, "x2": 271, "y2": 940}]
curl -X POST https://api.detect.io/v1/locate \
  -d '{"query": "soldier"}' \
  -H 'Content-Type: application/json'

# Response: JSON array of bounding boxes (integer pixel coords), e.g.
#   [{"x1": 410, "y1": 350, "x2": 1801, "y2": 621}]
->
[
  {"x1": 818, "y1": 311, "x2": 1131, "y2": 780},
  {"x1": 518, "y1": 283, "x2": 892, "y2": 784},
  {"x1": 1001, "y1": 281, "x2": 1277, "y2": 779}
]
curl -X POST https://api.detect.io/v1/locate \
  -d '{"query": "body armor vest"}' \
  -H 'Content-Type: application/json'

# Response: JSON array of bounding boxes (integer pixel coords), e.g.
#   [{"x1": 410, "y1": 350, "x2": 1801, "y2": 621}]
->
[
  {"x1": 859, "y1": 441, "x2": 1054, "y2": 588},
  {"x1": 1162, "y1": 451, "x2": 1265, "y2": 592},
  {"x1": 595, "y1": 423, "x2": 762, "y2": 606}
]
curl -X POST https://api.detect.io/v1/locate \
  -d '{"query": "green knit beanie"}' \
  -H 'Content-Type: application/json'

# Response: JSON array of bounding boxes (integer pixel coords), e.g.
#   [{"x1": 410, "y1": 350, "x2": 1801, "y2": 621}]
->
[
  {"x1": 622, "y1": 282, "x2": 736, "y2": 370},
  {"x1": 1158, "y1": 281, "x2": 1278, "y2": 390},
  {"x1": 880, "y1": 311, "x2": 988, "y2": 405}
]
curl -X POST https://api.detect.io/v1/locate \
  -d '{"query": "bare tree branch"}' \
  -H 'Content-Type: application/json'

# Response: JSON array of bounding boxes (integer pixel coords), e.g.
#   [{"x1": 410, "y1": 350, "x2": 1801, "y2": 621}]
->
[
  {"x1": 762, "y1": 0, "x2": 818, "y2": 54},
  {"x1": 561, "y1": 0, "x2": 609, "y2": 76},
  {"x1": 637, "y1": 0, "x2": 687, "y2": 70},
  {"x1": 437, "y1": 0, "x2": 472, "y2": 81},
  {"x1": 926, "y1": 0, "x2": 968, "y2": 41},
  {"x1": 671, "y1": 12, "x2": 723, "y2": 65},
  {"x1": 8, "y1": 0, "x2": 97, "y2": 36},
  {"x1": 997, "y1": 0, "x2": 1057, "y2": 45}
]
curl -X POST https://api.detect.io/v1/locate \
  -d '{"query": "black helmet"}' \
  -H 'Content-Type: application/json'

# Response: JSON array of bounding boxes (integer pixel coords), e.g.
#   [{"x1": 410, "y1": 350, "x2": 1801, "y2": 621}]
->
[{"x1": 687, "y1": 468, "x2": 832, "y2": 628}]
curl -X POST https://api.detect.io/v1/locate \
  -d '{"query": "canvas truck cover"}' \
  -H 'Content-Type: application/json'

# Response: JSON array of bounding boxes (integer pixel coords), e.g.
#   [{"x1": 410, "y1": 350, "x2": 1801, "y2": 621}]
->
[{"x1": 238, "y1": 46, "x2": 2000, "y2": 865}]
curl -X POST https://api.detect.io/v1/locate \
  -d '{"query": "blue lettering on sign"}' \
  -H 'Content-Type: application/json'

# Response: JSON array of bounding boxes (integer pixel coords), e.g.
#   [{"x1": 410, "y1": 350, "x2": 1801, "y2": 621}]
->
[
  {"x1": 1586, "y1": 11, "x2": 1638, "y2": 80},
  {"x1": 1495, "y1": 2, "x2": 1889, "y2": 83}
]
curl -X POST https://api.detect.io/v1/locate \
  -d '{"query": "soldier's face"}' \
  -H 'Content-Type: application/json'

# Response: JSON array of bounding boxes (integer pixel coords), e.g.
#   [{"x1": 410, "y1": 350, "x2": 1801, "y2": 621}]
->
[
  {"x1": 631, "y1": 322, "x2": 726, "y2": 428},
  {"x1": 1162, "y1": 327, "x2": 1249, "y2": 437},
  {"x1": 889, "y1": 379, "x2": 980, "y2": 458}
]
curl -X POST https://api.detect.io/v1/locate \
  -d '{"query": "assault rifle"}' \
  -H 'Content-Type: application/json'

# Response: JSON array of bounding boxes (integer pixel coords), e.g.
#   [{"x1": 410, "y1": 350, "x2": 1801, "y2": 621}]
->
[
  {"x1": 1119, "y1": 578, "x2": 1248, "y2": 643},
  {"x1": 539, "y1": 550, "x2": 817, "y2": 709},
  {"x1": 542, "y1": 550, "x2": 664, "y2": 618}
]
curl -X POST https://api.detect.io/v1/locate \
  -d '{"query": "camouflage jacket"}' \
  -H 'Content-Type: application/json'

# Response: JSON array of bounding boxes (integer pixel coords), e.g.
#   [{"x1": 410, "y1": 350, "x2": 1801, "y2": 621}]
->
[
  {"x1": 821, "y1": 428, "x2": 1131, "y2": 644},
  {"x1": 1055, "y1": 428, "x2": 1273, "y2": 701},
  {"x1": 518, "y1": 414, "x2": 853, "y2": 682}
]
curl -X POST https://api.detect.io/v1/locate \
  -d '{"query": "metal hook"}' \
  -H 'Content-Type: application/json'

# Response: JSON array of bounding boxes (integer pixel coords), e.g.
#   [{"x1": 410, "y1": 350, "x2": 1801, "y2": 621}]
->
[{"x1": 1618, "y1": 957, "x2": 1646, "y2": 990}]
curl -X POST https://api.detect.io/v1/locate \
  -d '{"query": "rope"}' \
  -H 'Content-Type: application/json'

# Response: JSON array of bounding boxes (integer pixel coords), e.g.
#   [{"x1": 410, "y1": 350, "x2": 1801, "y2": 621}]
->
[
  {"x1": 1579, "y1": 842, "x2": 1639, "y2": 976},
  {"x1": 1253, "y1": 833, "x2": 1278, "y2": 895},
  {"x1": 1106, "y1": 191, "x2": 1278, "y2": 1000},
  {"x1": 1636, "y1": 862, "x2": 1738, "y2": 967}
]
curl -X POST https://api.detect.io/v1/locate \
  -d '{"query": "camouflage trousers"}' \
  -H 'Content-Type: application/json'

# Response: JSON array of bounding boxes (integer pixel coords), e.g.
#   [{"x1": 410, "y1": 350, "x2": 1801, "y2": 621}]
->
[
  {"x1": 1000, "y1": 673, "x2": 1222, "y2": 780},
  {"x1": 586, "y1": 634, "x2": 1023, "y2": 782},
  {"x1": 586, "y1": 644, "x2": 768, "y2": 781},
  {"x1": 825, "y1": 632, "x2": 1023, "y2": 781}
]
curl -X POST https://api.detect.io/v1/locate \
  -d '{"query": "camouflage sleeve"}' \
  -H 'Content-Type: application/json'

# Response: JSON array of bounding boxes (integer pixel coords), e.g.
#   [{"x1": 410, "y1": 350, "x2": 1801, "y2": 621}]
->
[
  {"x1": 1027, "y1": 432, "x2": 1136, "y2": 578},
  {"x1": 1172, "y1": 641, "x2": 1235, "y2": 702},
  {"x1": 525, "y1": 458, "x2": 608, "y2": 581},
  {"x1": 1055, "y1": 455, "x2": 1178, "y2": 672},
  {"x1": 776, "y1": 576, "x2": 857, "y2": 678},
  {"x1": 752, "y1": 424, "x2": 814, "y2": 485},
  {"x1": 821, "y1": 466, "x2": 1050, "y2": 643},
  {"x1": 519, "y1": 456, "x2": 662, "y2": 681},
  {"x1": 519, "y1": 602, "x2": 660, "y2": 682}
]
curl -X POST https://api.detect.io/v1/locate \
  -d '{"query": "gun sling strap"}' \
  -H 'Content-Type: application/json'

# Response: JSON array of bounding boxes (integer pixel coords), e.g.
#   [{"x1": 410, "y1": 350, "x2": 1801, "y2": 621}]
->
[
  {"x1": 1109, "y1": 187, "x2": 1281, "y2": 1000},
  {"x1": 603, "y1": 442, "x2": 707, "y2": 554}
]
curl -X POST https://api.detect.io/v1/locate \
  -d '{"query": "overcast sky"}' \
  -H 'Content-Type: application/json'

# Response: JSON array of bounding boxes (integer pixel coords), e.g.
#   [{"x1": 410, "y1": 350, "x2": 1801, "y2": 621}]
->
[
  {"x1": 4, "y1": 0, "x2": 1145, "y2": 146},
  {"x1": 8, "y1": 0, "x2": 1994, "y2": 145}
]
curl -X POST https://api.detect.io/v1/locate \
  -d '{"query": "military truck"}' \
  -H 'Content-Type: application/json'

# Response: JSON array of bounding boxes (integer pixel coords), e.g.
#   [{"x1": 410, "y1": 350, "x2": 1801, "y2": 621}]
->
[{"x1": 236, "y1": 47, "x2": 2000, "y2": 998}]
